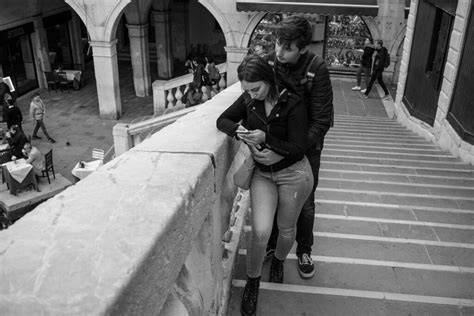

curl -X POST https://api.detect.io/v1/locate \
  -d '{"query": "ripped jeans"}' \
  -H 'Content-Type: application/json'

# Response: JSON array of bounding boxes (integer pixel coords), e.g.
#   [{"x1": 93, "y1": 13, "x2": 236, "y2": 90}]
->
[{"x1": 246, "y1": 156, "x2": 313, "y2": 278}]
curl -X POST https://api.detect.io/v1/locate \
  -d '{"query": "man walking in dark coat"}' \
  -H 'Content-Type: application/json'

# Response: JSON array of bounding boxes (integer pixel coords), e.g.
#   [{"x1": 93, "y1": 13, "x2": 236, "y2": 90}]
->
[
  {"x1": 352, "y1": 38, "x2": 375, "y2": 91},
  {"x1": 360, "y1": 39, "x2": 390, "y2": 99}
]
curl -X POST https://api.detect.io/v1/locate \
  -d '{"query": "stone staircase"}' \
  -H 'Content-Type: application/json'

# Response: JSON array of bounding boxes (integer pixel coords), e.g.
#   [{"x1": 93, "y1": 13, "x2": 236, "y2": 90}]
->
[{"x1": 228, "y1": 115, "x2": 474, "y2": 315}]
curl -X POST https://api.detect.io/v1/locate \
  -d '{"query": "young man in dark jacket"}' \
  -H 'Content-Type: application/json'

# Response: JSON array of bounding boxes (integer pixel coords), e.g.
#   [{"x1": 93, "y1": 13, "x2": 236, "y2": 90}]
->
[
  {"x1": 352, "y1": 38, "x2": 375, "y2": 91},
  {"x1": 360, "y1": 39, "x2": 390, "y2": 99},
  {"x1": 257, "y1": 16, "x2": 334, "y2": 279}
]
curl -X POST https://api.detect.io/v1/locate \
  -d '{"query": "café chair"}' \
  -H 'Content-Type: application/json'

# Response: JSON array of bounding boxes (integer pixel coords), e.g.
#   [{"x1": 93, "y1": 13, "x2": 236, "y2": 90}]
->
[
  {"x1": 0, "y1": 147, "x2": 12, "y2": 164},
  {"x1": 92, "y1": 148, "x2": 105, "y2": 162},
  {"x1": 58, "y1": 72, "x2": 72, "y2": 93},
  {"x1": 44, "y1": 71, "x2": 59, "y2": 93},
  {"x1": 41, "y1": 149, "x2": 55, "y2": 184}
]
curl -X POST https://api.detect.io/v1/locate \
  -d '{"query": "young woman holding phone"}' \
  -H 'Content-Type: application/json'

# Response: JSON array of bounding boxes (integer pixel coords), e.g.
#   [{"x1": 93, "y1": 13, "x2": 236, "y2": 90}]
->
[{"x1": 216, "y1": 54, "x2": 313, "y2": 316}]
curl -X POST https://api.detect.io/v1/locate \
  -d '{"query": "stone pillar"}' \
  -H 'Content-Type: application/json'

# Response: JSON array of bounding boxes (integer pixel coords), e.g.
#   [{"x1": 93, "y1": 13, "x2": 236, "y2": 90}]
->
[
  {"x1": 68, "y1": 13, "x2": 85, "y2": 70},
  {"x1": 152, "y1": 9, "x2": 173, "y2": 79},
  {"x1": 90, "y1": 39, "x2": 122, "y2": 119},
  {"x1": 224, "y1": 46, "x2": 248, "y2": 85},
  {"x1": 31, "y1": 15, "x2": 52, "y2": 89},
  {"x1": 126, "y1": 23, "x2": 152, "y2": 97}
]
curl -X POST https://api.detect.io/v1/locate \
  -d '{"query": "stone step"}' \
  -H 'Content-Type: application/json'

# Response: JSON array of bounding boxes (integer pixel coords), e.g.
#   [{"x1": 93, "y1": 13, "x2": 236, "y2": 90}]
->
[
  {"x1": 312, "y1": 216, "x2": 474, "y2": 244},
  {"x1": 331, "y1": 126, "x2": 415, "y2": 135},
  {"x1": 324, "y1": 143, "x2": 448, "y2": 155},
  {"x1": 318, "y1": 178, "x2": 474, "y2": 198},
  {"x1": 320, "y1": 155, "x2": 474, "y2": 170},
  {"x1": 323, "y1": 149, "x2": 457, "y2": 162},
  {"x1": 333, "y1": 121, "x2": 406, "y2": 129},
  {"x1": 233, "y1": 253, "x2": 474, "y2": 300},
  {"x1": 316, "y1": 188, "x2": 474, "y2": 210},
  {"x1": 321, "y1": 161, "x2": 474, "y2": 178},
  {"x1": 319, "y1": 169, "x2": 474, "y2": 187},
  {"x1": 324, "y1": 138, "x2": 440, "y2": 149},
  {"x1": 316, "y1": 201, "x2": 474, "y2": 226},
  {"x1": 229, "y1": 281, "x2": 474, "y2": 315},
  {"x1": 334, "y1": 115, "x2": 398, "y2": 123},
  {"x1": 328, "y1": 130, "x2": 425, "y2": 139},
  {"x1": 325, "y1": 135, "x2": 436, "y2": 145}
]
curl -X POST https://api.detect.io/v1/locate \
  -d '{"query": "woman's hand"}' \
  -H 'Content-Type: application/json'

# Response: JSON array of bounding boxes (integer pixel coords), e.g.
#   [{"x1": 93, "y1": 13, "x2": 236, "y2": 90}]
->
[{"x1": 238, "y1": 129, "x2": 265, "y2": 146}]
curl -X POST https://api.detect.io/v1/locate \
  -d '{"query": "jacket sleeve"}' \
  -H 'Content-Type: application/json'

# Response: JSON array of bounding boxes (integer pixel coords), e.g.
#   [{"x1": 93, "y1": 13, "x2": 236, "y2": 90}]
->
[
  {"x1": 307, "y1": 58, "x2": 334, "y2": 149},
  {"x1": 265, "y1": 100, "x2": 308, "y2": 161},
  {"x1": 29, "y1": 103, "x2": 35, "y2": 120},
  {"x1": 374, "y1": 48, "x2": 387, "y2": 72},
  {"x1": 216, "y1": 94, "x2": 248, "y2": 137}
]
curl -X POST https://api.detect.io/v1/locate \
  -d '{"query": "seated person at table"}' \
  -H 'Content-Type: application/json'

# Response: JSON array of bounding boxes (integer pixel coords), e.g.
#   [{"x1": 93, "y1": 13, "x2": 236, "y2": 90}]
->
[
  {"x1": 23, "y1": 142, "x2": 45, "y2": 176},
  {"x1": 6, "y1": 125, "x2": 27, "y2": 158}
]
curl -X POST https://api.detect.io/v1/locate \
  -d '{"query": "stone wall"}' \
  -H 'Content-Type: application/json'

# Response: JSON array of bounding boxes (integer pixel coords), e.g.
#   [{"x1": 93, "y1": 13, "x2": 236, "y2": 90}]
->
[
  {"x1": 0, "y1": 84, "x2": 245, "y2": 315},
  {"x1": 394, "y1": 0, "x2": 474, "y2": 165}
]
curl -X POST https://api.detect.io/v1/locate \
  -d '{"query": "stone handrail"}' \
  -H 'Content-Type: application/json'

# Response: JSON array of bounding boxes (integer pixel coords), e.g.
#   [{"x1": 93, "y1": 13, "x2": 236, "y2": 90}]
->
[
  {"x1": 0, "y1": 83, "x2": 248, "y2": 315},
  {"x1": 152, "y1": 63, "x2": 227, "y2": 115}
]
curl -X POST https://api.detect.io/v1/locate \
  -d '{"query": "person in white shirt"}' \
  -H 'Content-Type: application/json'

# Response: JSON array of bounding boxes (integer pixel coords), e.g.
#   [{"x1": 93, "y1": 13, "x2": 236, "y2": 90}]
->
[{"x1": 23, "y1": 142, "x2": 45, "y2": 176}]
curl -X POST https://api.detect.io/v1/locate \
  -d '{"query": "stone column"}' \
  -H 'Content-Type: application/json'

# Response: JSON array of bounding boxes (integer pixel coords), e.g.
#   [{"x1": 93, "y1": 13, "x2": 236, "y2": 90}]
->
[
  {"x1": 126, "y1": 23, "x2": 152, "y2": 97},
  {"x1": 152, "y1": 9, "x2": 173, "y2": 79},
  {"x1": 68, "y1": 13, "x2": 85, "y2": 70},
  {"x1": 90, "y1": 39, "x2": 122, "y2": 119},
  {"x1": 224, "y1": 46, "x2": 248, "y2": 85},
  {"x1": 31, "y1": 15, "x2": 52, "y2": 89}
]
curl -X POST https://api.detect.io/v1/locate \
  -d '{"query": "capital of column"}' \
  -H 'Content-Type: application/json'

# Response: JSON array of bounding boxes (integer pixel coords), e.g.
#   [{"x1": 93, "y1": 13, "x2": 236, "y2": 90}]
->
[
  {"x1": 126, "y1": 23, "x2": 149, "y2": 38},
  {"x1": 225, "y1": 46, "x2": 249, "y2": 62},
  {"x1": 152, "y1": 9, "x2": 171, "y2": 23},
  {"x1": 89, "y1": 39, "x2": 118, "y2": 57}
]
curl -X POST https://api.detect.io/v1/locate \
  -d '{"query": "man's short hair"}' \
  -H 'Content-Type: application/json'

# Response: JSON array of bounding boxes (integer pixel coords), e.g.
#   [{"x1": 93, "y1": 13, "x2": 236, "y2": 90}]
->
[
  {"x1": 276, "y1": 16, "x2": 312, "y2": 50},
  {"x1": 376, "y1": 39, "x2": 383, "y2": 46}
]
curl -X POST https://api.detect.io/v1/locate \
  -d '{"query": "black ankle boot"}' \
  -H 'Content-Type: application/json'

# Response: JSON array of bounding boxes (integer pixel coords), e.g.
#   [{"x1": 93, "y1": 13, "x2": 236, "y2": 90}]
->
[
  {"x1": 269, "y1": 255, "x2": 284, "y2": 283},
  {"x1": 241, "y1": 276, "x2": 260, "y2": 316}
]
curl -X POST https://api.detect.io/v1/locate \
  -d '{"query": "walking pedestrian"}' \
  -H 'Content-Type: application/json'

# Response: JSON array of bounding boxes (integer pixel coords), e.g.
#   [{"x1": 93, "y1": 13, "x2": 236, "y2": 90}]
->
[
  {"x1": 216, "y1": 55, "x2": 313, "y2": 316},
  {"x1": 352, "y1": 38, "x2": 375, "y2": 91},
  {"x1": 360, "y1": 39, "x2": 390, "y2": 100},
  {"x1": 29, "y1": 92, "x2": 56, "y2": 143},
  {"x1": 262, "y1": 15, "x2": 334, "y2": 280}
]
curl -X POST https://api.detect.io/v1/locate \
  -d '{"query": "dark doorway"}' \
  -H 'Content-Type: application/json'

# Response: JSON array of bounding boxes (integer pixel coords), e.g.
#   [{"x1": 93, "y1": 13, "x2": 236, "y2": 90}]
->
[{"x1": 403, "y1": 0, "x2": 456, "y2": 126}]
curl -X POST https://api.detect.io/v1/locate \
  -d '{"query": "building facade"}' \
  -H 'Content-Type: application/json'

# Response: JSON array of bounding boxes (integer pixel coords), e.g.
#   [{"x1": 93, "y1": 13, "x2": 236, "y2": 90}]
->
[{"x1": 395, "y1": 0, "x2": 474, "y2": 164}]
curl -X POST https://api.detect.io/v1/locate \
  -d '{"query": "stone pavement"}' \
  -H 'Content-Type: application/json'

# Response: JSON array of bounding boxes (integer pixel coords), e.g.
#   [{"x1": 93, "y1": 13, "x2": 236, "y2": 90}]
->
[
  {"x1": 10, "y1": 61, "x2": 154, "y2": 183},
  {"x1": 228, "y1": 79, "x2": 474, "y2": 315}
]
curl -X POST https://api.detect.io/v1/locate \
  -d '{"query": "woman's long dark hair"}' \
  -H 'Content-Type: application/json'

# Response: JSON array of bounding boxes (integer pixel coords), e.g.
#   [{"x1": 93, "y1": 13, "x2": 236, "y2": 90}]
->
[{"x1": 237, "y1": 54, "x2": 278, "y2": 102}]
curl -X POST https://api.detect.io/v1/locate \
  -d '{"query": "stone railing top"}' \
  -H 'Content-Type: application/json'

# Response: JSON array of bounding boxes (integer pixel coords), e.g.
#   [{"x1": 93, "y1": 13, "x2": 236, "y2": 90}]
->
[
  {"x1": 0, "y1": 83, "x2": 242, "y2": 315},
  {"x1": 152, "y1": 63, "x2": 227, "y2": 89}
]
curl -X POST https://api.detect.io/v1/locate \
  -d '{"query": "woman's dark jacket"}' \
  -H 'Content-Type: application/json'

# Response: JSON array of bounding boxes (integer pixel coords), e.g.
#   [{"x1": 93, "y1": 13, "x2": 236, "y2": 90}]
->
[
  {"x1": 6, "y1": 105, "x2": 23, "y2": 129},
  {"x1": 216, "y1": 90, "x2": 308, "y2": 172},
  {"x1": 7, "y1": 132, "x2": 27, "y2": 158},
  {"x1": 265, "y1": 51, "x2": 333, "y2": 151},
  {"x1": 361, "y1": 45, "x2": 375, "y2": 68}
]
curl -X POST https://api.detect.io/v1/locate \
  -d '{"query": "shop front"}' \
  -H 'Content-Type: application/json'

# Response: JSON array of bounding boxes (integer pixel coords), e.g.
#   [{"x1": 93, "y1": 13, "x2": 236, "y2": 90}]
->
[
  {"x1": 43, "y1": 11, "x2": 73, "y2": 69},
  {"x1": 0, "y1": 22, "x2": 38, "y2": 96}
]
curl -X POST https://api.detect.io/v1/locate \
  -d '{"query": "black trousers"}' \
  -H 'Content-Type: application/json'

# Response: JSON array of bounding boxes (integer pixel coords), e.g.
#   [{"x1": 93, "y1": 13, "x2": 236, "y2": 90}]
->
[{"x1": 365, "y1": 70, "x2": 389, "y2": 96}]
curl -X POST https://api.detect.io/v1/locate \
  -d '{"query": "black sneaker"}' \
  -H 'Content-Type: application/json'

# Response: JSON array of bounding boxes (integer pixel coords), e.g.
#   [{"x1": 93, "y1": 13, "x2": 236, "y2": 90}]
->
[
  {"x1": 32, "y1": 135, "x2": 42, "y2": 140},
  {"x1": 298, "y1": 253, "x2": 315, "y2": 279},
  {"x1": 48, "y1": 138, "x2": 56, "y2": 144},
  {"x1": 264, "y1": 246, "x2": 275, "y2": 262},
  {"x1": 269, "y1": 255, "x2": 284, "y2": 283},
  {"x1": 241, "y1": 276, "x2": 260, "y2": 316}
]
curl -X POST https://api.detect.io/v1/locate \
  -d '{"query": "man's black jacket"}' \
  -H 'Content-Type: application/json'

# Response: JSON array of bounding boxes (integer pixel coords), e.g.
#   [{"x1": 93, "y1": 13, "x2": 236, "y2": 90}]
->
[{"x1": 265, "y1": 51, "x2": 333, "y2": 151}]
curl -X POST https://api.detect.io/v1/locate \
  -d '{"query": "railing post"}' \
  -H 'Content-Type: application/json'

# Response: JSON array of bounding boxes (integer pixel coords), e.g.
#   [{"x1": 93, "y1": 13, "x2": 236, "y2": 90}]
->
[
  {"x1": 112, "y1": 123, "x2": 133, "y2": 156},
  {"x1": 153, "y1": 80, "x2": 168, "y2": 115}
]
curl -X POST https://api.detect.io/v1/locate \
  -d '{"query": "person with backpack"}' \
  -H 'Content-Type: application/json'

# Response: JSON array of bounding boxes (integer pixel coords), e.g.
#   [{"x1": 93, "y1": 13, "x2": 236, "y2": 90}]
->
[
  {"x1": 258, "y1": 16, "x2": 333, "y2": 282},
  {"x1": 206, "y1": 57, "x2": 221, "y2": 96},
  {"x1": 360, "y1": 39, "x2": 390, "y2": 100},
  {"x1": 192, "y1": 57, "x2": 212, "y2": 100}
]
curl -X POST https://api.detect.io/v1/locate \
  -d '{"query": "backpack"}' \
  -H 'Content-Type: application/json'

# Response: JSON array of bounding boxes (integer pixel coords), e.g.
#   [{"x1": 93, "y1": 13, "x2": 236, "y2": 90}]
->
[
  {"x1": 384, "y1": 51, "x2": 391, "y2": 68},
  {"x1": 208, "y1": 64, "x2": 221, "y2": 81}
]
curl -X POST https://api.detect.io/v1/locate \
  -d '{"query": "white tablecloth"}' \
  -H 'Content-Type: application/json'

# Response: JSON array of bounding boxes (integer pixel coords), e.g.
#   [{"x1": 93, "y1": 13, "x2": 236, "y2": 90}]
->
[
  {"x1": 0, "y1": 143, "x2": 9, "y2": 151},
  {"x1": 56, "y1": 70, "x2": 82, "y2": 81},
  {"x1": 71, "y1": 160, "x2": 103, "y2": 180},
  {"x1": 3, "y1": 159, "x2": 32, "y2": 183}
]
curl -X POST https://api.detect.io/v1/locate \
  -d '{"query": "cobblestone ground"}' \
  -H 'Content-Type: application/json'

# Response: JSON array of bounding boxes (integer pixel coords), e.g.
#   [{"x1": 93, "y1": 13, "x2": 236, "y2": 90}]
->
[{"x1": 9, "y1": 61, "x2": 154, "y2": 183}]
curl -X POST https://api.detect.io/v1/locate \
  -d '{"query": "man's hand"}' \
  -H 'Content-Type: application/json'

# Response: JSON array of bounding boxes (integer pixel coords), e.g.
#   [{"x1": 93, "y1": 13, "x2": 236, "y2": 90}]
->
[{"x1": 251, "y1": 148, "x2": 284, "y2": 165}]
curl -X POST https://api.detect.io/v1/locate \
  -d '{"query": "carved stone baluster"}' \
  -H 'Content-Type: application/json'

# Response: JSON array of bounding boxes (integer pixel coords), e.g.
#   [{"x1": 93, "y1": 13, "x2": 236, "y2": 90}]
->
[
  {"x1": 218, "y1": 74, "x2": 226, "y2": 90},
  {"x1": 166, "y1": 89, "x2": 175, "y2": 108},
  {"x1": 175, "y1": 86, "x2": 184, "y2": 108}
]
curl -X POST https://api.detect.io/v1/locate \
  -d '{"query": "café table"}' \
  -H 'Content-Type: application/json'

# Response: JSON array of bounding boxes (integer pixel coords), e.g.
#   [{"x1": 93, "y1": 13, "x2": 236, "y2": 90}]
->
[
  {"x1": 71, "y1": 160, "x2": 103, "y2": 180},
  {"x1": 55, "y1": 69, "x2": 82, "y2": 90},
  {"x1": 1, "y1": 159, "x2": 39, "y2": 196},
  {"x1": 0, "y1": 143, "x2": 9, "y2": 151}
]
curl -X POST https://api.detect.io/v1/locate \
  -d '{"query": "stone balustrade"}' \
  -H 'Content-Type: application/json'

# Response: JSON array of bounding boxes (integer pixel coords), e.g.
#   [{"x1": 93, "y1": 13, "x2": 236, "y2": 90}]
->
[
  {"x1": 0, "y1": 83, "x2": 248, "y2": 315},
  {"x1": 152, "y1": 63, "x2": 227, "y2": 115}
]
